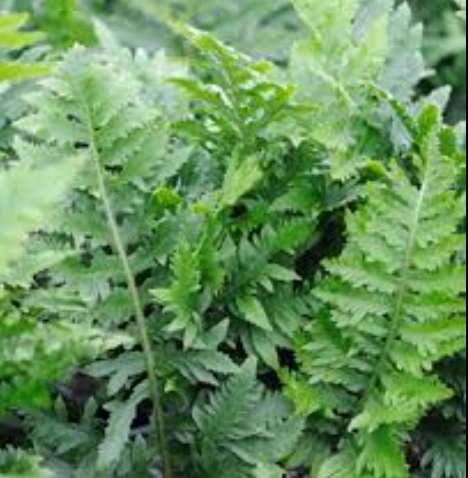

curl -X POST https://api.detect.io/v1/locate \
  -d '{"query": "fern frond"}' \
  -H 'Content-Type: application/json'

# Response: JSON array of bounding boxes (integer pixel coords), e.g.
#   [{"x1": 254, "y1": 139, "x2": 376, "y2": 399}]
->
[
  {"x1": 193, "y1": 360, "x2": 304, "y2": 477},
  {"x1": 172, "y1": 24, "x2": 295, "y2": 157},
  {"x1": 153, "y1": 242, "x2": 203, "y2": 348},
  {"x1": 0, "y1": 13, "x2": 50, "y2": 84},
  {"x1": 290, "y1": 0, "x2": 388, "y2": 179},
  {"x1": 14, "y1": 46, "x2": 168, "y2": 327},
  {"x1": 291, "y1": 104, "x2": 467, "y2": 477},
  {"x1": 0, "y1": 109, "x2": 94, "y2": 417},
  {"x1": 13, "y1": 45, "x2": 179, "y2": 476},
  {"x1": 290, "y1": 0, "x2": 425, "y2": 179},
  {"x1": 97, "y1": 382, "x2": 148, "y2": 471},
  {"x1": 0, "y1": 157, "x2": 81, "y2": 276},
  {"x1": 30, "y1": 397, "x2": 155, "y2": 478}
]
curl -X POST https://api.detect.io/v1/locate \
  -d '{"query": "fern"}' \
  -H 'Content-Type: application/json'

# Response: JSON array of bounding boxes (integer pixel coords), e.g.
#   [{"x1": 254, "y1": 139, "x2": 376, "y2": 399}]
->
[
  {"x1": 192, "y1": 360, "x2": 304, "y2": 478},
  {"x1": 172, "y1": 23, "x2": 296, "y2": 156},
  {"x1": 0, "y1": 157, "x2": 81, "y2": 274},
  {"x1": 148, "y1": 27, "x2": 322, "y2": 367},
  {"x1": 0, "y1": 449, "x2": 51, "y2": 478},
  {"x1": 290, "y1": 0, "x2": 425, "y2": 179},
  {"x1": 0, "y1": 154, "x2": 125, "y2": 419},
  {"x1": 30, "y1": 398, "x2": 155, "y2": 478},
  {"x1": 39, "y1": 0, "x2": 96, "y2": 47},
  {"x1": 0, "y1": 1, "x2": 465, "y2": 476},
  {"x1": 0, "y1": 118, "x2": 93, "y2": 416},
  {"x1": 97, "y1": 383, "x2": 148, "y2": 471},
  {"x1": 13, "y1": 45, "x2": 174, "y2": 328},
  {"x1": 287, "y1": 104, "x2": 466, "y2": 477},
  {"x1": 416, "y1": 354, "x2": 467, "y2": 478},
  {"x1": 153, "y1": 242, "x2": 203, "y2": 348},
  {"x1": 0, "y1": 27, "x2": 106, "y2": 476},
  {"x1": 0, "y1": 18, "x2": 63, "y2": 478},
  {"x1": 0, "y1": 13, "x2": 50, "y2": 83},
  {"x1": 12, "y1": 45, "x2": 177, "y2": 476}
]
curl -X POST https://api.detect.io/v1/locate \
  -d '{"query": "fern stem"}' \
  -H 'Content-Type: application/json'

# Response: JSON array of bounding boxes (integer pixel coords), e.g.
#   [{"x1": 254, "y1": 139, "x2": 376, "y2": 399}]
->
[{"x1": 87, "y1": 123, "x2": 173, "y2": 478}]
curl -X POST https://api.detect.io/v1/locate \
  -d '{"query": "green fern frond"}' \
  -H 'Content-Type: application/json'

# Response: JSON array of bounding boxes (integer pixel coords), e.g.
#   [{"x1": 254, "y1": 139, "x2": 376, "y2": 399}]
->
[
  {"x1": 15, "y1": 47, "x2": 162, "y2": 170},
  {"x1": 13, "y1": 46, "x2": 169, "y2": 326},
  {"x1": 290, "y1": 0, "x2": 425, "y2": 179},
  {"x1": 0, "y1": 13, "x2": 50, "y2": 84},
  {"x1": 97, "y1": 382, "x2": 148, "y2": 471},
  {"x1": 172, "y1": 24, "x2": 295, "y2": 157},
  {"x1": 0, "y1": 157, "x2": 81, "y2": 276},
  {"x1": 290, "y1": 0, "x2": 388, "y2": 179},
  {"x1": 193, "y1": 360, "x2": 304, "y2": 477},
  {"x1": 30, "y1": 397, "x2": 155, "y2": 478},
  {"x1": 153, "y1": 242, "x2": 203, "y2": 348},
  {"x1": 290, "y1": 104, "x2": 467, "y2": 477}
]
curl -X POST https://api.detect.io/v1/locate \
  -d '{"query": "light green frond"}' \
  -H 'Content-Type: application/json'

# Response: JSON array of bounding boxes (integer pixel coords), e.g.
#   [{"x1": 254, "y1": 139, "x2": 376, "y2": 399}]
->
[
  {"x1": 0, "y1": 157, "x2": 81, "y2": 276},
  {"x1": 294, "y1": 103, "x2": 466, "y2": 477},
  {"x1": 0, "y1": 12, "x2": 50, "y2": 84}
]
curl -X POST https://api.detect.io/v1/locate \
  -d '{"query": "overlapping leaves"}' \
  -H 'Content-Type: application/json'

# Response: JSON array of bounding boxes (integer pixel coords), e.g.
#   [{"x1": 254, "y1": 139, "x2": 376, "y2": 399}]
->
[{"x1": 0, "y1": 1, "x2": 465, "y2": 478}]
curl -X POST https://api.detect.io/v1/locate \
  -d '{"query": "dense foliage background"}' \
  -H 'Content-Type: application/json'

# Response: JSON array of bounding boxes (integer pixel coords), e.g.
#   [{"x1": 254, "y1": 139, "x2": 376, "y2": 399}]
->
[{"x1": 0, "y1": 1, "x2": 466, "y2": 478}]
